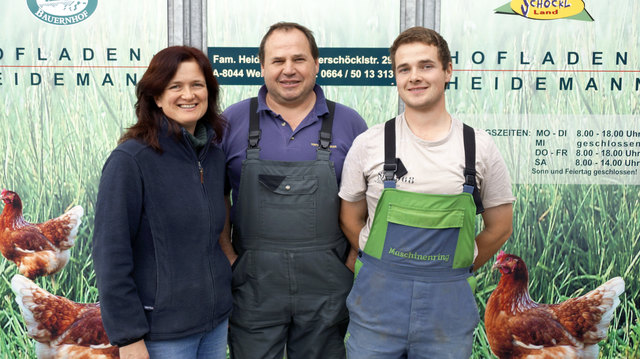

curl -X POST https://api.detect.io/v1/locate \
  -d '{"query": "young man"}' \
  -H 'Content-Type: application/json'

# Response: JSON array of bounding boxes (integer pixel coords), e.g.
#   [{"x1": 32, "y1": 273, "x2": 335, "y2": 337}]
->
[
  {"x1": 339, "y1": 27, "x2": 515, "y2": 358},
  {"x1": 220, "y1": 22, "x2": 367, "y2": 359}
]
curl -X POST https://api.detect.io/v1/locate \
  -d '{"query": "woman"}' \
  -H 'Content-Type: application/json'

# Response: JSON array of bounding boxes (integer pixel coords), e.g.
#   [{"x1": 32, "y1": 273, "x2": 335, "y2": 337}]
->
[{"x1": 92, "y1": 46, "x2": 231, "y2": 359}]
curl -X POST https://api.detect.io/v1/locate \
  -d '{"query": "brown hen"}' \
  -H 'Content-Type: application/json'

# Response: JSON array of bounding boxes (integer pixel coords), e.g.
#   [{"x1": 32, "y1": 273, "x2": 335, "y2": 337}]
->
[
  {"x1": 485, "y1": 251, "x2": 624, "y2": 359},
  {"x1": 11, "y1": 274, "x2": 119, "y2": 359},
  {"x1": 1, "y1": 189, "x2": 83, "y2": 278}
]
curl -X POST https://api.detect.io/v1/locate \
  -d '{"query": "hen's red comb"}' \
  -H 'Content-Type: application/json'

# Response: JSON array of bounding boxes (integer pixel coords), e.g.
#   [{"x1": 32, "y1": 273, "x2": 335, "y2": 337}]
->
[
  {"x1": 496, "y1": 250, "x2": 507, "y2": 262},
  {"x1": 1, "y1": 189, "x2": 7, "y2": 196}
]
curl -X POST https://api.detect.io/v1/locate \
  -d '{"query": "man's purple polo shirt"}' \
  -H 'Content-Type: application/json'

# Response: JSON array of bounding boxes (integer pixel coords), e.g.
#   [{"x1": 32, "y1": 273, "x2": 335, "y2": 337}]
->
[{"x1": 221, "y1": 85, "x2": 367, "y2": 220}]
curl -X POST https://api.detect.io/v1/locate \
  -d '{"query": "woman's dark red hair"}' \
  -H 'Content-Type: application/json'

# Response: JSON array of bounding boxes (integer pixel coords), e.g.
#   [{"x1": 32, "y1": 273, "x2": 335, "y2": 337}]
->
[{"x1": 120, "y1": 46, "x2": 225, "y2": 151}]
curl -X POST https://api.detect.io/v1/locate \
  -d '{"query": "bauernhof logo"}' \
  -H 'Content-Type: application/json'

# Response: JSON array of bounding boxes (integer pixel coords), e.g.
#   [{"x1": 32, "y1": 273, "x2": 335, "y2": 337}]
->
[
  {"x1": 495, "y1": 0, "x2": 594, "y2": 21},
  {"x1": 27, "y1": 0, "x2": 98, "y2": 25}
]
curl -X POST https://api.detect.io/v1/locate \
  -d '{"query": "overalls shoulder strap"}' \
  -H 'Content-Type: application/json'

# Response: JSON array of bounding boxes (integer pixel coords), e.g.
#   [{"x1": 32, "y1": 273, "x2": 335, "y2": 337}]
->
[
  {"x1": 462, "y1": 123, "x2": 484, "y2": 214},
  {"x1": 247, "y1": 97, "x2": 261, "y2": 159},
  {"x1": 316, "y1": 100, "x2": 336, "y2": 161},
  {"x1": 246, "y1": 98, "x2": 336, "y2": 161},
  {"x1": 383, "y1": 118, "x2": 408, "y2": 188}
]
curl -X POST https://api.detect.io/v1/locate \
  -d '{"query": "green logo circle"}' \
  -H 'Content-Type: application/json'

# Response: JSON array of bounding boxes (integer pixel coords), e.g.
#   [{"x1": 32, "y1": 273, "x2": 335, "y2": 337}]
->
[{"x1": 27, "y1": 0, "x2": 98, "y2": 26}]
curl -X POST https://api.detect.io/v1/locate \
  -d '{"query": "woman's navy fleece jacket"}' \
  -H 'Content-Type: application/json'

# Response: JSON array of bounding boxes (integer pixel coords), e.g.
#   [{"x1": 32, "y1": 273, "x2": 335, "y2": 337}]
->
[{"x1": 92, "y1": 121, "x2": 232, "y2": 346}]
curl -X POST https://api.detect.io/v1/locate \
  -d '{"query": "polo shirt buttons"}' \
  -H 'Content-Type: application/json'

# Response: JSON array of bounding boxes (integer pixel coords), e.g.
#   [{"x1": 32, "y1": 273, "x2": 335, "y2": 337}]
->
[
  {"x1": 285, "y1": 185, "x2": 291, "y2": 190},
  {"x1": 281, "y1": 122, "x2": 286, "y2": 126},
  {"x1": 290, "y1": 136, "x2": 295, "y2": 140}
]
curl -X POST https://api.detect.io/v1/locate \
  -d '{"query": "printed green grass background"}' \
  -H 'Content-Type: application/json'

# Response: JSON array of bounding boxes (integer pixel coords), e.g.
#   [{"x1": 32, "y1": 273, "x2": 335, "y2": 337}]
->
[
  {"x1": 0, "y1": 1, "x2": 165, "y2": 357},
  {"x1": 1, "y1": 0, "x2": 638, "y2": 358}
]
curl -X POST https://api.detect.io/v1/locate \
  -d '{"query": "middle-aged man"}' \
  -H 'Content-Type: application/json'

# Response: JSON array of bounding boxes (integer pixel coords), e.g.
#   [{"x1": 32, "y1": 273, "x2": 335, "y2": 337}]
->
[
  {"x1": 220, "y1": 22, "x2": 368, "y2": 359},
  {"x1": 339, "y1": 27, "x2": 515, "y2": 358}
]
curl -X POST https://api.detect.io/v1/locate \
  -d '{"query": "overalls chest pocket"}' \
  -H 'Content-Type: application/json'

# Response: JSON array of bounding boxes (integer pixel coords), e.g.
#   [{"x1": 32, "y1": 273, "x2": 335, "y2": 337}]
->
[
  {"x1": 382, "y1": 204, "x2": 465, "y2": 270},
  {"x1": 258, "y1": 174, "x2": 318, "y2": 240}
]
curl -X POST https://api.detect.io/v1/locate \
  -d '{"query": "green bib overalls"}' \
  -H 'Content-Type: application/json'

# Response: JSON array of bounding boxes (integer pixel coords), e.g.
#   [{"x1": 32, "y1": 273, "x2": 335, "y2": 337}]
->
[{"x1": 345, "y1": 119, "x2": 483, "y2": 359}]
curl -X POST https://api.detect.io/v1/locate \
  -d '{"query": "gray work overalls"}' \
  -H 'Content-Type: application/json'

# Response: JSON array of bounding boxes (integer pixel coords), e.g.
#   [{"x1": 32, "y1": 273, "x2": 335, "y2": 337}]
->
[
  {"x1": 228, "y1": 98, "x2": 353, "y2": 359},
  {"x1": 345, "y1": 119, "x2": 484, "y2": 359}
]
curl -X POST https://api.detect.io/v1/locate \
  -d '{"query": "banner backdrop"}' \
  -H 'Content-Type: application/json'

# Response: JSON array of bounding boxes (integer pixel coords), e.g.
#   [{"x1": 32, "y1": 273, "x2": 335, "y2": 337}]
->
[
  {"x1": 1, "y1": 0, "x2": 638, "y2": 358},
  {"x1": 0, "y1": 1, "x2": 166, "y2": 357},
  {"x1": 440, "y1": 1, "x2": 639, "y2": 357},
  {"x1": 208, "y1": 1, "x2": 639, "y2": 357}
]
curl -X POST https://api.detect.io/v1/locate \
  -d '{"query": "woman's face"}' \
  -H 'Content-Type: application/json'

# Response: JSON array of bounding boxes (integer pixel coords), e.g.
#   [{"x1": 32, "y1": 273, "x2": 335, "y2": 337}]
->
[{"x1": 155, "y1": 60, "x2": 208, "y2": 134}]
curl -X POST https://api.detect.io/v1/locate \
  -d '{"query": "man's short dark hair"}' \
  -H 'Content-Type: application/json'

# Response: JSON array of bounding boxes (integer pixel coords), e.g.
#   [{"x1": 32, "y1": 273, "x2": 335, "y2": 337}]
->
[{"x1": 258, "y1": 22, "x2": 319, "y2": 64}]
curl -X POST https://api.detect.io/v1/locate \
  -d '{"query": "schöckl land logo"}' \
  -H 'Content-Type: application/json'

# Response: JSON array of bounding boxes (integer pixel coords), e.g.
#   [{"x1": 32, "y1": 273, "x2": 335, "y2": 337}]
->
[
  {"x1": 495, "y1": 0, "x2": 594, "y2": 21},
  {"x1": 27, "y1": 0, "x2": 98, "y2": 25}
]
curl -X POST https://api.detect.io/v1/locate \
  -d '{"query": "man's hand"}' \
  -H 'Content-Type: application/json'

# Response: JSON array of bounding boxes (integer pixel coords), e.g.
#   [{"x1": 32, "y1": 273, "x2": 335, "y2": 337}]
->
[{"x1": 345, "y1": 246, "x2": 358, "y2": 272}]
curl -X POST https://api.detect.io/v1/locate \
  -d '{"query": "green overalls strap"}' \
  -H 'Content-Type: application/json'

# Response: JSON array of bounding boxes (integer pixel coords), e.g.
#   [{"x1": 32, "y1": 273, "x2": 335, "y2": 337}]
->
[
  {"x1": 345, "y1": 118, "x2": 483, "y2": 359},
  {"x1": 228, "y1": 98, "x2": 352, "y2": 359}
]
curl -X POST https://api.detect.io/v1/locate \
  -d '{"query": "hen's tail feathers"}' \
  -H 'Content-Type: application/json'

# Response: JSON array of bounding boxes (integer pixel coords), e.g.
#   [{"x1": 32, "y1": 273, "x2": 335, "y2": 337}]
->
[
  {"x1": 11, "y1": 274, "x2": 60, "y2": 342},
  {"x1": 36, "y1": 205, "x2": 84, "y2": 250},
  {"x1": 587, "y1": 276, "x2": 625, "y2": 341},
  {"x1": 59, "y1": 205, "x2": 84, "y2": 249}
]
